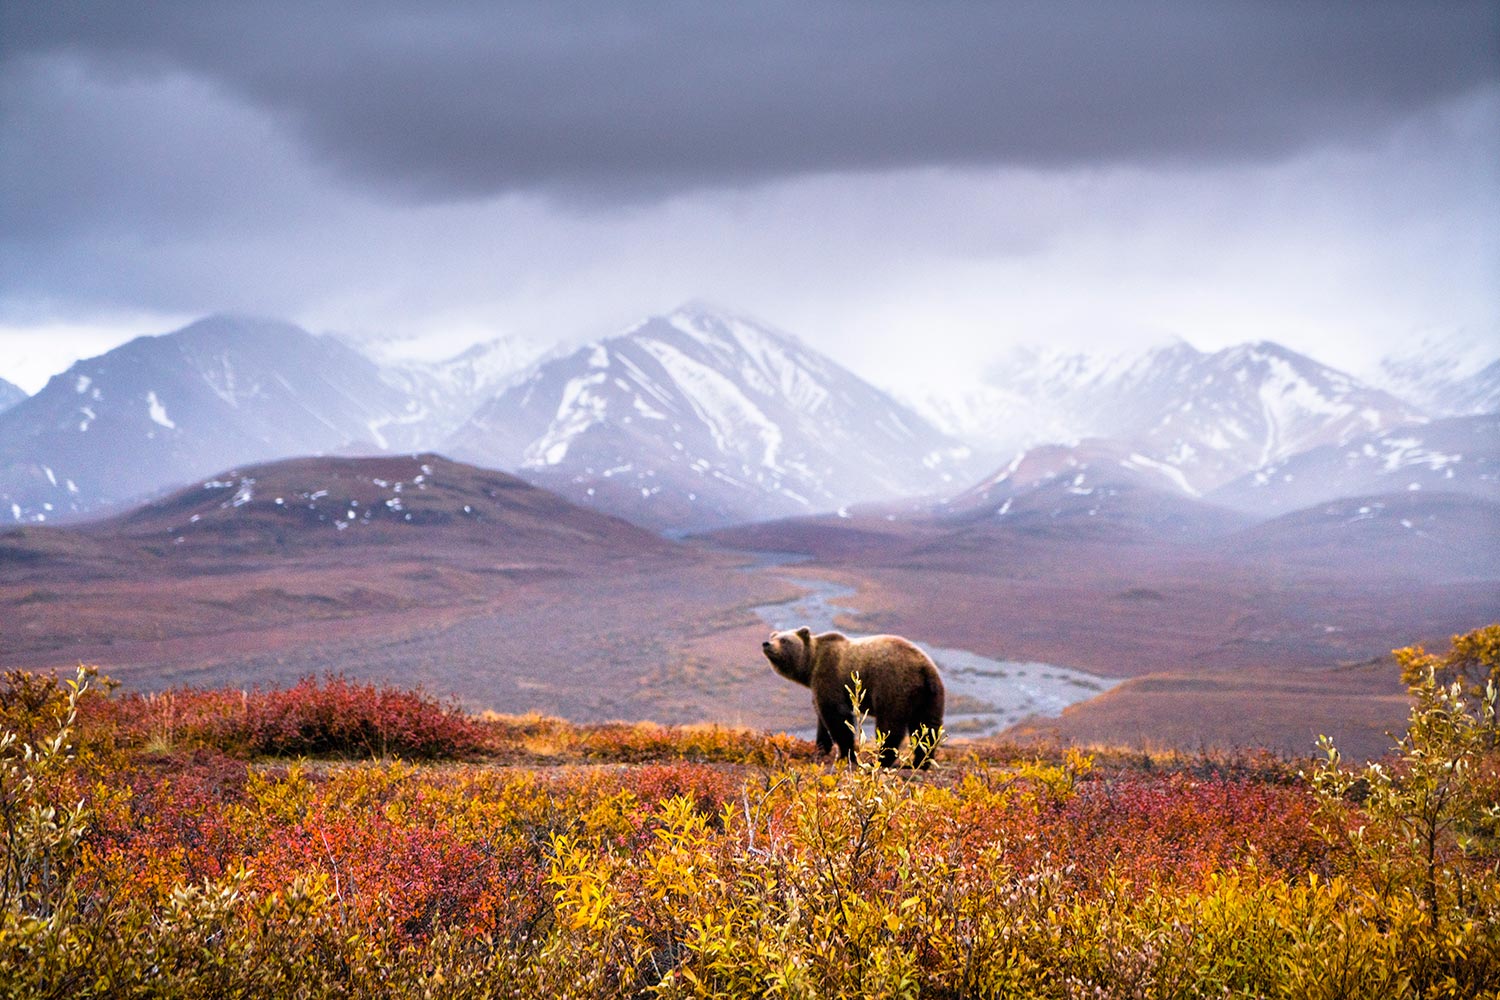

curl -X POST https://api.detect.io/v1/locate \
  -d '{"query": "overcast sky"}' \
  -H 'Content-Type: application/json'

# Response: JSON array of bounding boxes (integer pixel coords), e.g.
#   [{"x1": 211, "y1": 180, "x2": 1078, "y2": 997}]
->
[{"x1": 2, "y1": 1, "x2": 1496, "y2": 393}]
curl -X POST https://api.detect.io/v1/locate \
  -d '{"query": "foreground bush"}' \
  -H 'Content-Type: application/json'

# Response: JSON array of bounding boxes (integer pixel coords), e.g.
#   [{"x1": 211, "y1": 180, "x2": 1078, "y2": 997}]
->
[{"x1": 2, "y1": 625, "x2": 1498, "y2": 997}]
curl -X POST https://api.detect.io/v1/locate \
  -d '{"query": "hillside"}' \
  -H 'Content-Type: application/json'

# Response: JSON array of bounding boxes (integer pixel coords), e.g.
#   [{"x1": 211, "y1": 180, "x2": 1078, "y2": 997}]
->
[
  {"x1": 112, "y1": 452, "x2": 670, "y2": 556},
  {"x1": 1210, "y1": 413, "x2": 1500, "y2": 514},
  {"x1": 1219, "y1": 490, "x2": 1500, "y2": 580},
  {"x1": 2, "y1": 453, "x2": 672, "y2": 573}
]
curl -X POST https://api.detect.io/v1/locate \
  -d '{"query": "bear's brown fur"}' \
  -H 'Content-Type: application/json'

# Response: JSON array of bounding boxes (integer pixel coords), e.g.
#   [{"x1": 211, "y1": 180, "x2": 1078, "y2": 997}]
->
[{"x1": 762, "y1": 627, "x2": 945, "y2": 768}]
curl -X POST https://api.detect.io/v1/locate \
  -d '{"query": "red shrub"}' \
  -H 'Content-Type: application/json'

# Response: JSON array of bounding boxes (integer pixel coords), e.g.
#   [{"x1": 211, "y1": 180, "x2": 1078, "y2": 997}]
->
[
  {"x1": 105, "y1": 676, "x2": 489, "y2": 759},
  {"x1": 80, "y1": 749, "x2": 250, "y2": 903},
  {"x1": 1051, "y1": 776, "x2": 1331, "y2": 889},
  {"x1": 251, "y1": 811, "x2": 490, "y2": 938}
]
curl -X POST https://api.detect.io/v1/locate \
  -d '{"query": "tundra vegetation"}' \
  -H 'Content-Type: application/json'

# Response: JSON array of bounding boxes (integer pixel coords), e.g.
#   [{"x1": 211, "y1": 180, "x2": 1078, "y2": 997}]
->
[{"x1": 1, "y1": 628, "x2": 1497, "y2": 998}]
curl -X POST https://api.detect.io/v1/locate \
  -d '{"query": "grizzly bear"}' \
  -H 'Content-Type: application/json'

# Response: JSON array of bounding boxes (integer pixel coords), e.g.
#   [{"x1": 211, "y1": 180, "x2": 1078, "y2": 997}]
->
[{"x1": 762, "y1": 627, "x2": 945, "y2": 768}]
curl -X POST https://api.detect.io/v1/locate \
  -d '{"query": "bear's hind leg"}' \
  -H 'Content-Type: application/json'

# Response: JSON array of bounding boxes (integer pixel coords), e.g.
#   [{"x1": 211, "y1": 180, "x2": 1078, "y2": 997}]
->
[
  {"x1": 909, "y1": 724, "x2": 940, "y2": 770},
  {"x1": 907, "y1": 675, "x2": 946, "y2": 770},
  {"x1": 871, "y1": 712, "x2": 907, "y2": 769},
  {"x1": 878, "y1": 726, "x2": 902, "y2": 769}
]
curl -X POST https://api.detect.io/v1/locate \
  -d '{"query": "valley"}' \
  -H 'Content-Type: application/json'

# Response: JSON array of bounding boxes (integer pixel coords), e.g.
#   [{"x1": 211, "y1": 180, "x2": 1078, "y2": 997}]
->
[{"x1": 4, "y1": 450, "x2": 1493, "y2": 762}]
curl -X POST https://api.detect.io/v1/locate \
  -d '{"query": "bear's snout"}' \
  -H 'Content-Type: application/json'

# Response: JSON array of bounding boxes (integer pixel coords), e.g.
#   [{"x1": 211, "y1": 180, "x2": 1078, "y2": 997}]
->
[{"x1": 761, "y1": 640, "x2": 773, "y2": 652}]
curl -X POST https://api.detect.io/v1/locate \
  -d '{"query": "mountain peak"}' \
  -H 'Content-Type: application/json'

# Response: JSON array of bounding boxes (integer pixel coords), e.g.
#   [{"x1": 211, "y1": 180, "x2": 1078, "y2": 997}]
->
[
  {"x1": 1369, "y1": 332, "x2": 1500, "y2": 418},
  {"x1": 170, "y1": 313, "x2": 314, "y2": 343},
  {"x1": 448, "y1": 310, "x2": 976, "y2": 531},
  {"x1": 665, "y1": 298, "x2": 759, "y2": 325}
]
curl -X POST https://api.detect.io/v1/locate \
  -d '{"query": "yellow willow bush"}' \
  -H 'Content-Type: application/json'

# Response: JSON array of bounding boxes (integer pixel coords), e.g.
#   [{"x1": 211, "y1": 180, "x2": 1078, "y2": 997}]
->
[{"x1": 542, "y1": 774, "x2": 1498, "y2": 999}]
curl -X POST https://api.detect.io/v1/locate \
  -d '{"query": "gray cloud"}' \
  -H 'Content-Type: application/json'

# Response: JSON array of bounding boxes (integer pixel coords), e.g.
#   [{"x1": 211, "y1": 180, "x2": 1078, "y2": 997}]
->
[
  {"x1": 0, "y1": 2, "x2": 1495, "y2": 393},
  {"x1": 4, "y1": 1, "x2": 1496, "y2": 203}
]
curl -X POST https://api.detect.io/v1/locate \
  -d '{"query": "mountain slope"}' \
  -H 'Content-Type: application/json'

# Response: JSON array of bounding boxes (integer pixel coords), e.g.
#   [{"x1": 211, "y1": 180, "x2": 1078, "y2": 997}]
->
[
  {"x1": 938, "y1": 437, "x2": 1249, "y2": 542},
  {"x1": 448, "y1": 307, "x2": 978, "y2": 531},
  {"x1": 374, "y1": 335, "x2": 554, "y2": 448},
  {"x1": 1210, "y1": 414, "x2": 1500, "y2": 515},
  {"x1": 0, "y1": 377, "x2": 25, "y2": 414},
  {"x1": 0, "y1": 315, "x2": 416, "y2": 522},
  {"x1": 1371, "y1": 335, "x2": 1500, "y2": 417},
  {"x1": 1449, "y1": 360, "x2": 1500, "y2": 416}
]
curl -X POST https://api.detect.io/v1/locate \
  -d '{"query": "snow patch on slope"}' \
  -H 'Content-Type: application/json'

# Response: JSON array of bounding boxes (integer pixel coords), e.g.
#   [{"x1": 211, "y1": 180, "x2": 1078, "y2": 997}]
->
[
  {"x1": 146, "y1": 391, "x2": 176, "y2": 430},
  {"x1": 1122, "y1": 452, "x2": 1199, "y2": 497},
  {"x1": 523, "y1": 371, "x2": 611, "y2": 467},
  {"x1": 639, "y1": 338, "x2": 783, "y2": 469}
]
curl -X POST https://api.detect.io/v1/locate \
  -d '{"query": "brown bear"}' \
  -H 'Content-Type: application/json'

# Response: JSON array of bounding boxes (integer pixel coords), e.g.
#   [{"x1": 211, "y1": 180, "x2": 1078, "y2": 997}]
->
[{"x1": 762, "y1": 627, "x2": 945, "y2": 768}]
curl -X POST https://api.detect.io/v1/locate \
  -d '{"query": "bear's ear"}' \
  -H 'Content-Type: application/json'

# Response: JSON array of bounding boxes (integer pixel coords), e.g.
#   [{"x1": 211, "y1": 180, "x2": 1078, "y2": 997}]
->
[{"x1": 796, "y1": 626, "x2": 812, "y2": 645}]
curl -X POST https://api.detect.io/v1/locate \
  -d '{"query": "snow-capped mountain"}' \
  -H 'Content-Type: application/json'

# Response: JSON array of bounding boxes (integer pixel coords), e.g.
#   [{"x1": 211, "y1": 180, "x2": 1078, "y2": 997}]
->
[
  {"x1": 905, "y1": 341, "x2": 1152, "y2": 454},
  {"x1": 1368, "y1": 333, "x2": 1500, "y2": 418},
  {"x1": 0, "y1": 315, "x2": 416, "y2": 522},
  {"x1": 448, "y1": 307, "x2": 979, "y2": 531},
  {"x1": 921, "y1": 339, "x2": 1424, "y2": 495},
  {"x1": 424, "y1": 335, "x2": 554, "y2": 399},
  {"x1": 906, "y1": 381, "x2": 1077, "y2": 458},
  {"x1": 376, "y1": 335, "x2": 554, "y2": 447},
  {"x1": 0, "y1": 377, "x2": 25, "y2": 414},
  {"x1": 1209, "y1": 414, "x2": 1500, "y2": 515},
  {"x1": 1095, "y1": 341, "x2": 1424, "y2": 492}
]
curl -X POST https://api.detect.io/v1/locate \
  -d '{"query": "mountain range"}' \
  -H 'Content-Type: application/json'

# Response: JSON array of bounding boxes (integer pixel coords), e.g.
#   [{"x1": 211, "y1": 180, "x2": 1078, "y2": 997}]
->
[
  {"x1": 1, "y1": 307, "x2": 1496, "y2": 535},
  {"x1": 0, "y1": 316, "x2": 414, "y2": 522},
  {"x1": 4, "y1": 314, "x2": 1495, "y2": 760},
  {"x1": 915, "y1": 339, "x2": 1425, "y2": 495}
]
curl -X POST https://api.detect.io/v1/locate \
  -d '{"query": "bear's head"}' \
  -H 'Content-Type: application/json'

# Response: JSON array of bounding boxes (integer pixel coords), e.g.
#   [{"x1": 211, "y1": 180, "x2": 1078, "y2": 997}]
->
[{"x1": 762, "y1": 627, "x2": 814, "y2": 687}]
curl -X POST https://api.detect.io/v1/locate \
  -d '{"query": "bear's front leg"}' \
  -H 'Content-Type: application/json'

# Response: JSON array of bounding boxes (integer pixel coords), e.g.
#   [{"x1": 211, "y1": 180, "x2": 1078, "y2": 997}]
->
[{"x1": 817, "y1": 699, "x2": 857, "y2": 765}]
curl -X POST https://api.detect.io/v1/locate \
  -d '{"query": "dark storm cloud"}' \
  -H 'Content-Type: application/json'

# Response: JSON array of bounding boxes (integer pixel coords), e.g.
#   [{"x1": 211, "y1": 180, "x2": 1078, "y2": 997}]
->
[{"x1": 4, "y1": 0, "x2": 1495, "y2": 202}]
